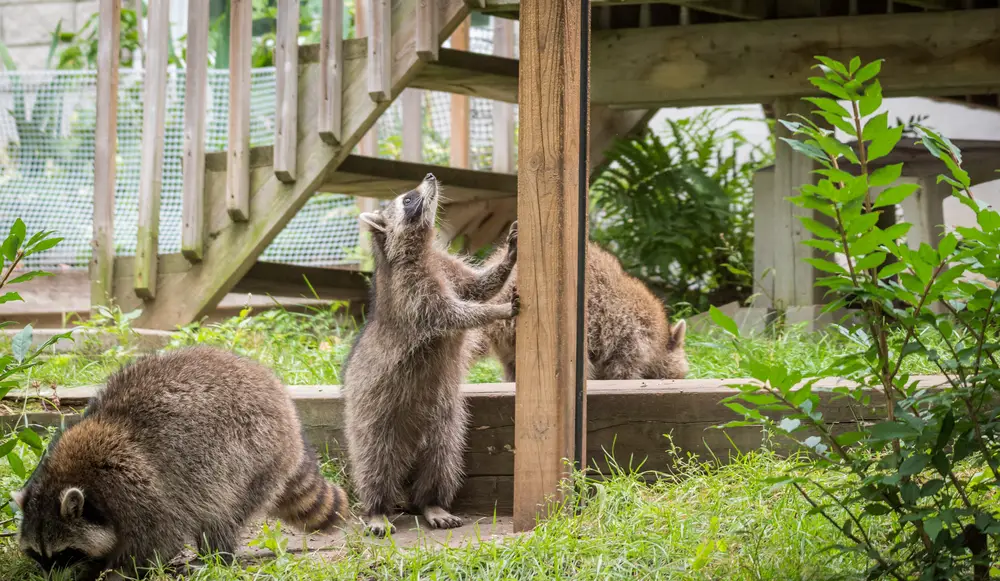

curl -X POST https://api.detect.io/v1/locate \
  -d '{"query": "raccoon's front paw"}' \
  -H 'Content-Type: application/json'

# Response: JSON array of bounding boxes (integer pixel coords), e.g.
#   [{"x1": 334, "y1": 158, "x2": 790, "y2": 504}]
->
[
  {"x1": 505, "y1": 221, "x2": 518, "y2": 261},
  {"x1": 423, "y1": 506, "x2": 463, "y2": 530},
  {"x1": 365, "y1": 515, "x2": 396, "y2": 538},
  {"x1": 509, "y1": 291, "x2": 520, "y2": 318}
]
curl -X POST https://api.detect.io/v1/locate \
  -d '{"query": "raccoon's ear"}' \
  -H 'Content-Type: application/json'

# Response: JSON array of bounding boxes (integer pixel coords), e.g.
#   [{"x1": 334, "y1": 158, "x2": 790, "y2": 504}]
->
[
  {"x1": 359, "y1": 212, "x2": 386, "y2": 233},
  {"x1": 10, "y1": 489, "x2": 25, "y2": 510},
  {"x1": 668, "y1": 319, "x2": 686, "y2": 351},
  {"x1": 60, "y1": 488, "x2": 85, "y2": 520}
]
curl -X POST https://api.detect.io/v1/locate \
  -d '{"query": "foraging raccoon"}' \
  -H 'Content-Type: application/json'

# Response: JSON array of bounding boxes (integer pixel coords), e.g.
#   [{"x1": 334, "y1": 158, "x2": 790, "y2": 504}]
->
[
  {"x1": 469, "y1": 240, "x2": 688, "y2": 381},
  {"x1": 12, "y1": 346, "x2": 348, "y2": 581},
  {"x1": 343, "y1": 174, "x2": 518, "y2": 537}
]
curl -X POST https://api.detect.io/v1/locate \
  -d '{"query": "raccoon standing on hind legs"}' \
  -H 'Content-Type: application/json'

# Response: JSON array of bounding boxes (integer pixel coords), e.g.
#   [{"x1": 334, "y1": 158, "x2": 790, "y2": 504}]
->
[
  {"x1": 12, "y1": 347, "x2": 348, "y2": 581},
  {"x1": 343, "y1": 174, "x2": 518, "y2": 537}
]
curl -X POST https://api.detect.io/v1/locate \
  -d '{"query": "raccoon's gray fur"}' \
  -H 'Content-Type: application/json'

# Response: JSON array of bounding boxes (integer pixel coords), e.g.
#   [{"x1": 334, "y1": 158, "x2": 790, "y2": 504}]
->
[
  {"x1": 343, "y1": 174, "x2": 518, "y2": 537},
  {"x1": 465, "y1": 240, "x2": 688, "y2": 381},
  {"x1": 12, "y1": 346, "x2": 348, "y2": 581}
]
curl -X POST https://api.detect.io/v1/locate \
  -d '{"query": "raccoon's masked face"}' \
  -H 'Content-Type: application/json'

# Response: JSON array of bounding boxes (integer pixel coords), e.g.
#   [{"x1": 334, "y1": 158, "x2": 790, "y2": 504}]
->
[
  {"x1": 12, "y1": 484, "x2": 116, "y2": 579},
  {"x1": 360, "y1": 173, "x2": 440, "y2": 263}
]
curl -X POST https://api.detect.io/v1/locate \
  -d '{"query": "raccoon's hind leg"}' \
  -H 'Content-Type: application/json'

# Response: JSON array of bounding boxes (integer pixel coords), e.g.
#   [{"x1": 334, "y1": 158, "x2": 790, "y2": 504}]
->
[
  {"x1": 270, "y1": 449, "x2": 350, "y2": 535},
  {"x1": 408, "y1": 403, "x2": 468, "y2": 530},
  {"x1": 197, "y1": 521, "x2": 240, "y2": 565},
  {"x1": 347, "y1": 427, "x2": 410, "y2": 537}
]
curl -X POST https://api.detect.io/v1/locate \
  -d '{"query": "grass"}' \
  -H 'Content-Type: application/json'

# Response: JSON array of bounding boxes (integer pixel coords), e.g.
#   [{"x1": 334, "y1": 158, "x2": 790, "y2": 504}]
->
[
  {"x1": 6, "y1": 305, "x2": 942, "y2": 391},
  {"x1": 0, "y1": 446, "x2": 876, "y2": 581}
]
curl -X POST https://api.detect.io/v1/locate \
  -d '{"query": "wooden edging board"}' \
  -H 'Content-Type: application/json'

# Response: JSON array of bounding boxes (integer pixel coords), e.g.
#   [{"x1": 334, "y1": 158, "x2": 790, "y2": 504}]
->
[{"x1": 3, "y1": 376, "x2": 947, "y2": 514}]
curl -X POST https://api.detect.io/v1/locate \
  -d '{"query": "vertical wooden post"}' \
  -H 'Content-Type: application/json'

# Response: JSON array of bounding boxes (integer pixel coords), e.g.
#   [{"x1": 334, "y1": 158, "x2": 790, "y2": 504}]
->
[
  {"x1": 134, "y1": 0, "x2": 171, "y2": 299},
  {"x1": 513, "y1": 0, "x2": 588, "y2": 533},
  {"x1": 355, "y1": 0, "x2": 378, "y2": 272},
  {"x1": 274, "y1": 0, "x2": 300, "y2": 182},
  {"x1": 367, "y1": 0, "x2": 390, "y2": 102},
  {"x1": 492, "y1": 17, "x2": 514, "y2": 173},
  {"x1": 416, "y1": 0, "x2": 439, "y2": 61},
  {"x1": 227, "y1": 0, "x2": 252, "y2": 222},
  {"x1": 318, "y1": 0, "x2": 344, "y2": 144},
  {"x1": 181, "y1": 0, "x2": 210, "y2": 262},
  {"x1": 402, "y1": 91, "x2": 423, "y2": 162},
  {"x1": 901, "y1": 176, "x2": 946, "y2": 250},
  {"x1": 449, "y1": 18, "x2": 470, "y2": 168},
  {"x1": 92, "y1": 0, "x2": 120, "y2": 308},
  {"x1": 752, "y1": 168, "x2": 775, "y2": 309}
]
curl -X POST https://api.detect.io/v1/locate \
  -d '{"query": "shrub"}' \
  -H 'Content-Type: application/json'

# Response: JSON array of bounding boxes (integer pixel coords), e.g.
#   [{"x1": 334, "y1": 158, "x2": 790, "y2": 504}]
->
[{"x1": 717, "y1": 56, "x2": 1000, "y2": 580}]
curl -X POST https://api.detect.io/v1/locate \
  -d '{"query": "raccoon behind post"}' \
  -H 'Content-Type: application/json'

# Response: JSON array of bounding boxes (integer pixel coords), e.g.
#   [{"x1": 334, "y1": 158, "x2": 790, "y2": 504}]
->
[
  {"x1": 12, "y1": 347, "x2": 348, "y2": 581},
  {"x1": 343, "y1": 173, "x2": 518, "y2": 537},
  {"x1": 471, "y1": 240, "x2": 688, "y2": 381}
]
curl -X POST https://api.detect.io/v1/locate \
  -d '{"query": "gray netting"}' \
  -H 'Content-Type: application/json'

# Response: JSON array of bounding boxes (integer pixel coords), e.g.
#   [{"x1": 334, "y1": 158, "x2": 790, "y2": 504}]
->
[{"x1": 0, "y1": 18, "x2": 517, "y2": 270}]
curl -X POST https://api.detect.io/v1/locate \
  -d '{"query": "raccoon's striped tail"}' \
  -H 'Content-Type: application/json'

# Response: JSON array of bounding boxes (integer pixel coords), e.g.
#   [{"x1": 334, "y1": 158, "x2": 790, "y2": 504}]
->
[{"x1": 273, "y1": 450, "x2": 349, "y2": 533}]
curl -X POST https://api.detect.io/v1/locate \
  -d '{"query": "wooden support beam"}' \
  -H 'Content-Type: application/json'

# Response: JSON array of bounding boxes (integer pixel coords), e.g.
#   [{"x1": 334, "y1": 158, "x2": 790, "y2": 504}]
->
[
  {"x1": 492, "y1": 17, "x2": 515, "y2": 173},
  {"x1": 894, "y1": 0, "x2": 959, "y2": 8},
  {"x1": 125, "y1": 0, "x2": 473, "y2": 329},
  {"x1": 410, "y1": 48, "x2": 519, "y2": 103},
  {"x1": 513, "y1": 0, "x2": 587, "y2": 532},
  {"x1": 401, "y1": 90, "x2": 423, "y2": 162},
  {"x1": 318, "y1": 0, "x2": 344, "y2": 144},
  {"x1": 274, "y1": 0, "x2": 301, "y2": 182},
  {"x1": 133, "y1": 0, "x2": 171, "y2": 300},
  {"x1": 416, "y1": 0, "x2": 439, "y2": 61},
  {"x1": 318, "y1": 154, "x2": 516, "y2": 200},
  {"x1": 591, "y1": 10, "x2": 1000, "y2": 108},
  {"x1": 232, "y1": 262, "x2": 369, "y2": 301},
  {"x1": 181, "y1": 0, "x2": 209, "y2": 262},
  {"x1": 227, "y1": 0, "x2": 253, "y2": 221},
  {"x1": 658, "y1": 1, "x2": 769, "y2": 20},
  {"x1": 367, "y1": 0, "x2": 391, "y2": 101},
  {"x1": 91, "y1": 0, "x2": 120, "y2": 308},
  {"x1": 449, "y1": 18, "x2": 470, "y2": 168}
]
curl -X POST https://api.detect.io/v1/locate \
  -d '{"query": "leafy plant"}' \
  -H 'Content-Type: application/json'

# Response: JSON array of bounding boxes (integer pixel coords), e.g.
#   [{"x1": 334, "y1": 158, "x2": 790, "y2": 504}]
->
[
  {"x1": 0, "y1": 220, "x2": 67, "y2": 489},
  {"x1": 590, "y1": 109, "x2": 773, "y2": 312},
  {"x1": 717, "y1": 56, "x2": 1000, "y2": 580}
]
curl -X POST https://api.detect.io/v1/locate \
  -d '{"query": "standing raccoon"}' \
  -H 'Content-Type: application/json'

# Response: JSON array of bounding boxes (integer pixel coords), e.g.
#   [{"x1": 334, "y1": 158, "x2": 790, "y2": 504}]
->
[
  {"x1": 470, "y1": 240, "x2": 688, "y2": 381},
  {"x1": 12, "y1": 347, "x2": 348, "y2": 581},
  {"x1": 343, "y1": 174, "x2": 518, "y2": 537}
]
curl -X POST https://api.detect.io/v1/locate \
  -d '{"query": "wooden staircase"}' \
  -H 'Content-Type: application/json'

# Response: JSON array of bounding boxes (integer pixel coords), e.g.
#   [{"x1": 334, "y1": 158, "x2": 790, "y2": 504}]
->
[{"x1": 89, "y1": 0, "x2": 653, "y2": 330}]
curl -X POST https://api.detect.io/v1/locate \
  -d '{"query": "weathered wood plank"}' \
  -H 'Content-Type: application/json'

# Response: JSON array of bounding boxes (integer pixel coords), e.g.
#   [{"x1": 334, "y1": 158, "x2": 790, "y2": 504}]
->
[
  {"x1": 133, "y1": 0, "x2": 171, "y2": 300},
  {"x1": 227, "y1": 0, "x2": 253, "y2": 221},
  {"x1": 91, "y1": 0, "x2": 120, "y2": 309},
  {"x1": 410, "y1": 48, "x2": 519, "y2": 103},
  {"x1": 416, "y1": 0, "x2": 439, "y2": 61},
  {"x1": 181, "y1": 0, "x2": 210, "y2": 262},
  {"x1": 449, "y1": 18, "x2": 470, "y2": 168},
  {"x1": 592, "y1": 10, "x2": 1000, "y2": 108},
  {"x1": 513, "y1": 0, "x2": 587, "y2": 532},
  {"x1": 491, "y1": 18, "x2": 515, "y2": 173},
  {"x1": 318, "y1": 0, "x2": 344, "y2": 144},
  {"x1": 274, "y1": 0, "x2": 301, "y2": 182},
  {"x1": 127, "y1": 0, "x2": 472, "y2": 329},
  {"x1": 232, "y1": 261, "x2": 369, "y2": 301},
  {"x1": 367, "y1": 0, "x2": 391, "y2": 101},
  {"x1": 401, "y1": 90, "x2": 423, "y2": 162}
]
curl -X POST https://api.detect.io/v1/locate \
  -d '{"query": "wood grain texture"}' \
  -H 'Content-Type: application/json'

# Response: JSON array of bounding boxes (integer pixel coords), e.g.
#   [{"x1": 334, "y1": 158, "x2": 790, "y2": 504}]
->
[
  {"x1": 133, "y1": 0, "x2": 171, "y2": 299},
  {"x1": 91, "y1": 0, "x2": 120, "y2": 308},
  {"x1": 181, "y1": 0, "x2": 210, "y2": 262},
  {"x1": 367, "y1": 0, "x2": 391, "y2": 101},
  {"x1": 491, "y1": 17, "x2": 515, "y2": 173},
  {"x1": 513, "y1": 0, "x2": 587, "y2": 533},
  {"x1": 408, "y1": 48, "x2": 518, "y2": 103},
  {"x1": 124, "y1": 0, "x2": 472, "y2": 329},
  {"x1": 401, "y1": 89, "x2": 423, "y2": 162},
  {"x1": 227, "y1": 0, "x2": 253, "y2": 221},
  {"x1": 591, "y1": 9, "x2": 1000, "y2": 107},
  {"x1": 449, "y1": 18, "x2": 470, "y2": 168},
  {"x1": 318, "y1": 0, "x2": 344, "y2": 144},
  {"x1": 416, "y1": 0, "x2": 439, "y2": 61},
  {"x1": 274, "y1": 0, "x2": 301, "y2": 182}
]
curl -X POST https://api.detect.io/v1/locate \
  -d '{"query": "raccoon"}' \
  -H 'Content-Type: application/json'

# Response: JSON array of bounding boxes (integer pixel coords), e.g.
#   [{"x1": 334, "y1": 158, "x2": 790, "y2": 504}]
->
[
  {"x1": 12, "y1": 346, "x2": 348, "y2": 581},
  {"x1": 468, "y1": 240, "x2": 688, "y2": 381},
  {"x1": 343, "y1": 173, "x2": 518, "y2": 537}
]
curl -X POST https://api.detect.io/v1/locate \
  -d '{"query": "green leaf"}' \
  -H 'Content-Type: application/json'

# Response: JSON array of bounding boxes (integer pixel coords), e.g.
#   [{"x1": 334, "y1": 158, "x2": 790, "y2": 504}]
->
[
  {"x1": 977, "y1": 210, "x2": 1000, "y2": 233},
  {"x1": 924, "y1": 517, "x2": 943, "y2": 541},
  {"x1": 23, "y1": 237, "x2": 62, "y2": 258},
  {"x1": 878, "y1": 262, "x2": 907, "y2": 280},
  {"x1": 779, "y1": 418, "x2": 801, "y2": 433},
  {"x1": 805, "y1": 258, "x2": 847, "y2": 275},
  {"x1": 851, "y1": 231, "x2": 882, "y2": 255},
  {"x1": 921, "y1": 479, "x2": 945, "y2": 497},
  {"x1": 0, "y1": 292, "x2": 22, "y2": 304},
  {"x1": 869, "y1": 163, "x2": 903, "y2": 188},
  {"x1": 6, "y1": 271, "x2": 52, "y2": 285},
  {"x1": 709, "y1": 305, "x2": 739, "y2": 337},
  {"x1": 848, "y1": 56, "x2": 862, "y2": 75},
  {"x1": 12, "y1": 325, "x2": 32, "y2": 363},
  {"x1": 0, "y1": 235, "x2": 17, "y2": 262},
  {"x1": 859, "y1": 81, "x2": 883, "y2": 117},
  {"x1": 779, "y1": 137, "x2": 827, "y2": 163},
  {"x1": 7, "y1": 453, "x2": 24, "y2": 479},
  {"x1": 899, "y1": 453, "x2": 929, "y2": 476},
  {"x1": 0, "y1": 439, "x2": 17, "y2": 459},
  {"x1": 836, "y1": 431, "x2": 866, "y2": 447},
  {"x1": 799, "y1": 217, "x2": 839, "y2": 239},
  {"x1": 814, "y1": 56, "x2": 849, "y2": 78},
  {"x1": 17, "y1": 428, "x2": 42, "y2": 452},
  {"x1": 862, "y1": 112, "x2": 888, "y2": 142},
  {"x1": 868, "y1": 421, "x2": 919, "y2": 441},
  {"x1": 867, "y1": 125, "x2": 904, "y2": 162},
  {"x1": 938, "y1": 233, "x2": 958, "y2": 258},
  {"x1": 854, "y1": 59, "x2": 882, "y2": 84},
  {"x1": 864, "y1": 503, "x2": 892, "y2": 516},
  {"x1": 809, "y1": 77, "x2": 852, "y2": 101},
  {"x1": 804, "y1": 97, "x2": 850, "y2": 118},
  {"x1": 845, "y1": 212, "x2": 881, "y2": 236},
  {"x1": 854, "y1": 252, "x2": 887, "y2": 271},
  {"x1": 10, "y1": 219, "x2": 26, "y2": 244},
  {"x1": 873, "y1": 182, "x2": 918, "y2": 208}
]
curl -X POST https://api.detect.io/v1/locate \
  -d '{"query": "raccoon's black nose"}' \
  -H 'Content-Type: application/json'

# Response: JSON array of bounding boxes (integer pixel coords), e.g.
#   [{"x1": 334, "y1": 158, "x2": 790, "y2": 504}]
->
[{"x1": 424, "y1": 173, "x2": 436, "y2": 182}]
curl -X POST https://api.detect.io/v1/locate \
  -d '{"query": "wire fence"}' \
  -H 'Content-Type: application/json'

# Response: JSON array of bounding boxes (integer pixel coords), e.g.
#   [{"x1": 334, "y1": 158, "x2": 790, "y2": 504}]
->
[{"x1": 0, "y1": 21, "x2": 516, "y2": 270}]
